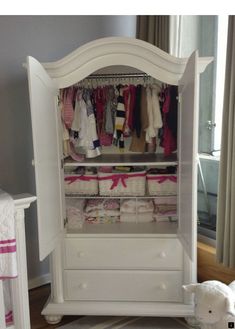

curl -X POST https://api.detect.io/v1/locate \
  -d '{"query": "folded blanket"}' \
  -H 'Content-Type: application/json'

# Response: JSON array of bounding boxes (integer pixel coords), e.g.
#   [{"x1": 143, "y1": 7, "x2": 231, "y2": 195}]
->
[
  {"x1": 0, "y1": 189, "x2": 16, "y2": 326},
  {"x1": 153, "y1": 196, "x2": 177, "y2": 216},
  {"x1": 154, "y1": 204, "x2": 177, "y2": 216},
  {"x1": 3, "y1": 280, "x2": 13, "y2": 325},
  {"x1": 85, "y1": 199, "x2": 120, "y2": 213},
  {"x1": 120, "y1": 199, "x2": 154, "y2": 214},
  {"x1": 85, "y1": 209, "x2": 120, "y2": 217},
  {"x1": 66, "y1": 199, "x2": 85, "y2": 229},
  {"x1": 85, "y1": 216, "x2": 120, "y2": 224},
  {"x1": 120, "y1": 212, "x2": 154, "y2": 223},
  {"x1": 0, "y1": 189, "x2": 17, "y2": 279}
]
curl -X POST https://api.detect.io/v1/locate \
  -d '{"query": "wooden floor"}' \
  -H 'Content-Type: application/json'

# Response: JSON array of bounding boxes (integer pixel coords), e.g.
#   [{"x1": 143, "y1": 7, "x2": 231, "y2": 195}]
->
[{"x1": 29, "y1": 284, "x2": 79, "y2": 329}]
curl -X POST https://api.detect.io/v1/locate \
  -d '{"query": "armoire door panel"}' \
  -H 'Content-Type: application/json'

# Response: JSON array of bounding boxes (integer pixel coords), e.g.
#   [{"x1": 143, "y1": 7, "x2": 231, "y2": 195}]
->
[
  {"x1": 178, "y1": 51, "x2": 199, "y2": 261},
  {"x1": 27, "y1": 56, "x2": 63, "y2": 261}
]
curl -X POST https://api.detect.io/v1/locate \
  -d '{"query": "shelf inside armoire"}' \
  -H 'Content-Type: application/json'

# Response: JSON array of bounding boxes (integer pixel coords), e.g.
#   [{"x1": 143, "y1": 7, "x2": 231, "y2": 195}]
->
[{"x1": 64, "y1": 153, "x2": 178, "y2": 167}]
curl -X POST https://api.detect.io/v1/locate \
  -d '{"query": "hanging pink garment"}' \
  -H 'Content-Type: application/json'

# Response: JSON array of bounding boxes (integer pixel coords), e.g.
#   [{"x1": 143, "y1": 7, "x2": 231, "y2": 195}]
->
[
  {"x1": 94, "y1": 87, "x2": 105, "y2": 136},
  {"x1": 62, "y1": 87, "x2": 75, "y2": 129},
  {"x1": 94, "y1": 87, "x2": 112, "y2": 146}
]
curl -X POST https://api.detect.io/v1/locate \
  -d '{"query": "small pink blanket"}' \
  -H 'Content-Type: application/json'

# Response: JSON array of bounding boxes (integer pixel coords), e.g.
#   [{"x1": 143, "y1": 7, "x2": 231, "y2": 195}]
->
[{"x1": 0, "y1": 189, "x2": 16, "y2": 325}]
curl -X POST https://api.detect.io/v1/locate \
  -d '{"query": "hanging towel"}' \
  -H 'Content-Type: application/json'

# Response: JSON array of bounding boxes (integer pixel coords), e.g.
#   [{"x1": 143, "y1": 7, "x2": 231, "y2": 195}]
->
[
  {"x1": 3, "y1": 280, "x2": 13, "y2": 325},
  {"x1": 0, "y1": 189, "x2": 16, "y2": 326}
]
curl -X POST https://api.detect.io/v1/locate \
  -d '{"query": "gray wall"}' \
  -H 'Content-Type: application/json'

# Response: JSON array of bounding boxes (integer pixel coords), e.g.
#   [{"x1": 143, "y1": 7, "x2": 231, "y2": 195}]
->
[{"x1": 0, "y1": 15, "x2": 136, "y2": 285}]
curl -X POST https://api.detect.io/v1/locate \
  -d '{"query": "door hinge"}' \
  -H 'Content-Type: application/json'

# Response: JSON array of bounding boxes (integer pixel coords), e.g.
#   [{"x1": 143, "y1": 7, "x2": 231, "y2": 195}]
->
[
  {"x1": 64, "y1": 217, "x2": 68, "y2": 227},
  {"x1": 61, "y1": 159, "x2": 64, "y2": 169}
]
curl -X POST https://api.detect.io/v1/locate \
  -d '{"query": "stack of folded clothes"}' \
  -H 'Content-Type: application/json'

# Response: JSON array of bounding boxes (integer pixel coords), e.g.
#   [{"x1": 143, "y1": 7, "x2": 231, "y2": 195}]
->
[
  {"x1": 120, "y1": 199, "x2": 154, "y2": 223},
  {"x1": 66, "y1": 198, "x2": 85, "y2": 229},
  {"x1": 84, "y1": 198, "x2": 120, "y2": 223},
  {"x1": 153, "y1": 196, "x2": 177, "y2": 221}
]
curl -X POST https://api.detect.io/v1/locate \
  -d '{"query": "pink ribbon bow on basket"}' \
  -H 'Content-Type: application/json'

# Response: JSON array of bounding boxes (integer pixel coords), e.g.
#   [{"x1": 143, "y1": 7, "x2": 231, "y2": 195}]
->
[
  {"x1": 147, "y1": 175, "x2": 177, "y2": 184},
  {"x1": 98, "y1": 172, "x2": 146, "y2": 190},
  {"x1": 65, "y1": 175, "x2": 97, "y2": 184},
  {"x1": 110, "y1": 174, "x2": 128, "y2": 190}
]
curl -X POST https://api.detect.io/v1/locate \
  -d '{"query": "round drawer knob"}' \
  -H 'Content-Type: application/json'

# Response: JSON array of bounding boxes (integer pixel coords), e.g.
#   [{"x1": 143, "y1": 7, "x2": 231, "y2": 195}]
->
[
  {"x1": 159, "y1": 251, "x2": 166, "y2": 259},
  {"x1": 79, "y1": 283, "x2": 87, "y2": 289},
  {"x1": 77, "y1": 251, "x2": 85, "y2": 258}
]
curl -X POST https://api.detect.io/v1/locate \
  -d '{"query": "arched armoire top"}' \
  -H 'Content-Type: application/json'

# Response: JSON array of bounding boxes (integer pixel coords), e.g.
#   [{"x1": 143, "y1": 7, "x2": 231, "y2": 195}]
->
[{"x1": 42, "y1": 37, "x2": 213, "y2": 88}]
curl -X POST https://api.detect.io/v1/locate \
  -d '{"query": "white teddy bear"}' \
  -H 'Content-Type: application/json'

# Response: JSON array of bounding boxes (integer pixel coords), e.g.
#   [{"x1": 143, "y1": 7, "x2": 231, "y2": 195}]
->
[{"x1": 183, "y1": 280, "x2": 235, "y2": 329}]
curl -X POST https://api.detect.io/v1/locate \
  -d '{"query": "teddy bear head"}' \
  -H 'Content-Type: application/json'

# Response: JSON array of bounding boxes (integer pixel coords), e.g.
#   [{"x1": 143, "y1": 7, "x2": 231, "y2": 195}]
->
[{"x1": 183, "y1": 281, "x2": 235, "y2": 325}]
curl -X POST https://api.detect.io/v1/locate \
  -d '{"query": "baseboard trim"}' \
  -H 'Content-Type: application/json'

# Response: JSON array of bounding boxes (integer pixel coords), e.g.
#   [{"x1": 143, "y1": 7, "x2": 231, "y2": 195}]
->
[{"x1": 28, "y1": 273, "x2": 51, "y2": 290}]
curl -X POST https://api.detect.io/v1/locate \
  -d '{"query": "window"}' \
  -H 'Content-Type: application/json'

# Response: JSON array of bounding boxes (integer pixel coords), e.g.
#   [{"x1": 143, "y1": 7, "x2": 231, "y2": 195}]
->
[{"x1": 170, "y1": 15, "x2": 228, "y2": 241}]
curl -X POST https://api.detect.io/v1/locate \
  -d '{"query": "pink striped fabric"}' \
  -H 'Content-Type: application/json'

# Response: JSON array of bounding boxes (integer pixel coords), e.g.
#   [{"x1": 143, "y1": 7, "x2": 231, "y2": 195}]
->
[
  {"x1": 0, "y1": 239, "x2": 16, "y2": 254},
  {"x1": 5, "y1": 310, "x2": 13, "y2": 324},
  {"x1": 0, "y1": 189, "x2": 17, "y2": 326}
]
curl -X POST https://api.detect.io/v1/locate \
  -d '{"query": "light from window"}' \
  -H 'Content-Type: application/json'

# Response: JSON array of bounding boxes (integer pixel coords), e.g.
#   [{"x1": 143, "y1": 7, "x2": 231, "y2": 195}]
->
[{"x1": 212, "y1": 15, "x2": 228, "y2": 156}]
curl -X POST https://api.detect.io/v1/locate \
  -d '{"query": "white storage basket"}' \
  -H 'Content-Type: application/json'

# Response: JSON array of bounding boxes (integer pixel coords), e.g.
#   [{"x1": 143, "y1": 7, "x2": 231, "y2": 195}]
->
[
  {"x1": 147, "y1": 174, "x2": 177, "y2": 196},
  {"x1": 98, "y1": 171, "x2": 146, "y2": 196},
  {"x1": 64, "y1": 173, "x2": 98, "y2": 195}
]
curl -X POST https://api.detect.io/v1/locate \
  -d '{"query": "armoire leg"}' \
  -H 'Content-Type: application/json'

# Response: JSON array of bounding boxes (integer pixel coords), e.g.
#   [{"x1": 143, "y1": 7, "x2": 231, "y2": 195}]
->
[
  {"x1": 44, "y1": 314, "x2": 63, "y2": 324},
  {"x1": 184, "y1": 316, "x2": 201, "y2": 328}
]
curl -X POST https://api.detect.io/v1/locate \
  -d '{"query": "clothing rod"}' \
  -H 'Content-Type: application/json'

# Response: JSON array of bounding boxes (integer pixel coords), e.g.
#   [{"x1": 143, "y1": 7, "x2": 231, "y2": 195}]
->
[{"x1": 85, "y1": 73, "x2": 150, "y2": 79}]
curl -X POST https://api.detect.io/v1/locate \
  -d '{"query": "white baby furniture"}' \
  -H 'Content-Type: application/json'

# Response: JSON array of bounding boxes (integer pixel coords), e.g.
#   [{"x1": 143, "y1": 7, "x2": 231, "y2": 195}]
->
[
  {"x1": 0, "y1": 193, "x2": 36, "y2": 329},
  {"x1": 26, "y1": 37, "x2": 212, "y2": 324}
]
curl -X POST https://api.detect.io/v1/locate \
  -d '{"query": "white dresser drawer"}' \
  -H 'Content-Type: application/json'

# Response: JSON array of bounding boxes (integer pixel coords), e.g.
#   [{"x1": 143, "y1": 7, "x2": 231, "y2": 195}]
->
[
  {"x1": 64, "y1": 270, "x2": 183, "y2": 302},
  {"x1": 64, "y1": 238, "x2": 183, "y2": 270}
]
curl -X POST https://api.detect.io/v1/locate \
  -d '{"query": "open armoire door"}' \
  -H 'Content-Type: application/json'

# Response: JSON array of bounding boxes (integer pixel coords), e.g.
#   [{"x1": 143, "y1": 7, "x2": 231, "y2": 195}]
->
[
  {"x1": 178, "y1": 50, "x2": 199, "y2": 262},
  {"x1": 27, "y1": 56, "x2": 64, "y2": 261}
]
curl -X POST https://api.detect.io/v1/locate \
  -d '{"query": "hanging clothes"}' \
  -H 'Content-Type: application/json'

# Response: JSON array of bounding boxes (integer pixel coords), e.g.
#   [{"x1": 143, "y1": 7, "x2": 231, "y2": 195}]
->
[
  {"x1": 129, "y1": 85, "x2": 149, "y2": 153},
  {"x1": 114, "y1": 86, "x2": 126, "y2": 150},
  {"x1": 71, "y1": 88, "x2": 82, "y2": 132},
  {"x1": 105, "y1": 86, "x2": 116, "y2": 135},
  {"x1": 94, "y1": 87, "x2": 106, "y2": 139},
  {"x1": 59, "y1": 79, "x2": 178, "y2": 159},
  {"x1": 145, "y1": 84, "x2": 163, "y2": 153},
  {"x1": 82, "y1": 89, "x2": 101, "y2": 158},
  {"x1": 160, "y1": 85, "x2": 178, "y2": 156},
  {"x1": 96, "y1": 86, "x2": 113, "y2": 146},
  {"x1": 61, "y1": 87, "x2": 75, "y2": 129},
  {"x1": 132, "y1": 84, "x2": 142, "y2": 138}
]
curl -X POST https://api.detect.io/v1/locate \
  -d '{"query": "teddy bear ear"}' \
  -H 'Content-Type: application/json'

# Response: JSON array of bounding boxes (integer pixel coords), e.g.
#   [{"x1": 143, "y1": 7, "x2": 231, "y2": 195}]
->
[
  {"x1": 225, "y1": 297, "x2": 235, "y2": 315},
  {"x1": 182, "y1": 284, "x2": 200, "y2": 293}
]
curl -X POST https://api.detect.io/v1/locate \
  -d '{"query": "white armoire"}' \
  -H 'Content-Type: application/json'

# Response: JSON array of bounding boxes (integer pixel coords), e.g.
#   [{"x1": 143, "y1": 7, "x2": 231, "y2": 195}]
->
[{"x1": 26, "y1": 37, "x2": 212, "y2": 324}]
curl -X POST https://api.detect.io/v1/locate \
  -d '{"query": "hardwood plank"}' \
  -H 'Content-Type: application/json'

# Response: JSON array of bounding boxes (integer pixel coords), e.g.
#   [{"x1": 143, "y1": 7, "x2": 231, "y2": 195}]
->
[
  {"x1": 197, "y1": 242, "x2": 235, "y2": 284},
  {"x1": 29, "y1": 284, "x2": 79, "y2": 328}
]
